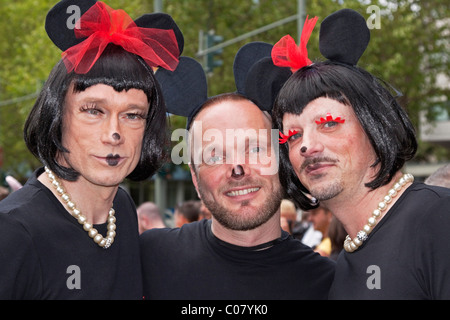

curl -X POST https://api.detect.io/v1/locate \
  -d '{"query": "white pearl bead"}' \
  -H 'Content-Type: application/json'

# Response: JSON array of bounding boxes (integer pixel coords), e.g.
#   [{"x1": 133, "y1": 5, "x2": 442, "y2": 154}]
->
[
  {"x1": 107, "y1": 230, "x2": 116, "y2": 238},
  {"x1": 83, "y1": 223, "x2": 92, "y2": 231},
  {"x1": 368, "y1": 217, "x2": 376, "y2": 226},
  {"x1": 108, "y1": 216, "x2": 116, "y2": 224},
  {"x1": 373, "y1": 209, "x2": 381, "y2": 217},
  {"x1": 94, "y1": 234, "x2": 103, "y2": 244},
  {"x1": 378, "y1": 201, "x2": 387, "y2": 211},
  {"x1": 88, "y1": 228, "x2": 98, "y2": 238},
  {"x1": 388, "y1": 189, "x2": 397, "y2": 197},
  {"x1": 70, "y1": 210, "x2": 80, "y2": 218},
  {"x1": 107, "y1": 223, "x2": 116, "y2": 231},
  {"x1": 77, "y1": 215, "x2": 87, "y2": 224},
  {"x1": 99, "y1": 238, "x2": 107, "y2": 247}
]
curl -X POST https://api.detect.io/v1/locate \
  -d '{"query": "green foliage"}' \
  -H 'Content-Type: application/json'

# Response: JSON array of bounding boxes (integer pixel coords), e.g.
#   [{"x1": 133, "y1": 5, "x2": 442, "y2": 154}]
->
[{"x1": 0, "y1": 0, "x2": 448, "y2": 180}]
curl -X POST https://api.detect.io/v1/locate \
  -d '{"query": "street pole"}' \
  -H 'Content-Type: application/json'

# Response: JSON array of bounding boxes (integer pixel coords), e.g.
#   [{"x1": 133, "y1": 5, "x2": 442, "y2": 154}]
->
[
  {"x1": 298, "y1": 0, "x2": 306, "y2": 43},
  {"x1": 154, "y1": 0, "x2": 166, "y2": 214},
  {"x1": 154, "y1": 0, "x2": 162, "y2": 12}
]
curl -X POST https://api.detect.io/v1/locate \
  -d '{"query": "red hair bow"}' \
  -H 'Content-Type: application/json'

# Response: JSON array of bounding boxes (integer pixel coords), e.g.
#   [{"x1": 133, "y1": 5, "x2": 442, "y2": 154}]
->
[
  {"x1": 62, "y1": 2, "x2": 179, "y2": 74},
  {"x1": 271, "y1": 15, "x2": 318, "y2": 73}
]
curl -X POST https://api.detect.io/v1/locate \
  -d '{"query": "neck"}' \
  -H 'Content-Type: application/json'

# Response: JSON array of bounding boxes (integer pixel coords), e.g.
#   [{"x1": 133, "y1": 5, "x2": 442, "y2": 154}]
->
[
  {"x1": 210, "y1": 212, "x2": 282, "y2": 248},
  {"x1": 324, "y1": 171, "x2": 409, "y2": 238},
  {"x1": 39, "y1": 170, "x2": 118, "y2": 225}
]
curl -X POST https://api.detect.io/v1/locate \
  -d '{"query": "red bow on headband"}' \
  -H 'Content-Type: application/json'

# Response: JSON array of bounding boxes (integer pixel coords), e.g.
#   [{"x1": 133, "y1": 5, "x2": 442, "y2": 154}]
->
[
  {"x1": 271, "y1": 15, "x2": 318, "y2": 73},
  {"x1": 62, "y1": 2, "x2": 179, "y2": 74}
]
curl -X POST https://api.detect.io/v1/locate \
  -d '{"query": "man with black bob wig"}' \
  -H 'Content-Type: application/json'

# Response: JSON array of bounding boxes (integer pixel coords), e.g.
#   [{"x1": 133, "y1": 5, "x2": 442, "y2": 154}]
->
[
  {"x1": 270, "y1": 9, "x2": 450, "y2": 299},
  {"x1": 0, "y1": 0, "x2": 183, "y2": 299}
]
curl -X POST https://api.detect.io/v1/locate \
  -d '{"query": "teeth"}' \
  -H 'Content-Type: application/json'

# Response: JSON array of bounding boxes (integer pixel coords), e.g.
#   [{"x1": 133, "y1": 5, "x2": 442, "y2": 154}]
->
[{"x1": 227, "y1": 187, "x2": 260, "y2": 197}]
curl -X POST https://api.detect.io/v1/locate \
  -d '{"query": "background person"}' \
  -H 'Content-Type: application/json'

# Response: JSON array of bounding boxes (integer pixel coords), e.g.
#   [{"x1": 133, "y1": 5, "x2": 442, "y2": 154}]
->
[
  {"x1": 137, "y1": 201, "x2": 166, "y2": 233},
  {"x1": 173, "y1": 200, "x2": 201, "y2": 228}
]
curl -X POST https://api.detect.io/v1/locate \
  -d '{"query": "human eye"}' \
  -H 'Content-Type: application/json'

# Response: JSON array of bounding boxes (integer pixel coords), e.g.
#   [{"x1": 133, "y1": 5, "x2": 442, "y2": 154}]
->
[
  {"x1": 289, "y1": 132, "x2": 302, "y2": 141},
  {"x1": 323, "y1": 121, "x2": 339, "y2": 128},
  {"x1": 80, "y1": 103, "x2": 102, "y2": 116},
  {"x1": 125, "y1": 112, "x2": 147, "y2": 120},
  {"x1": 279, "y1": 129, "x2": 301, "y2": 144},
  {"x1": 205, "y1": 155, "x2": 224, "y2": 165},
  {"x1": 203, "y1": 146, "x2": 224, "y2": 166},
  {"x1": 250, "y1": 146, "x2": 262, "y2": 153}
]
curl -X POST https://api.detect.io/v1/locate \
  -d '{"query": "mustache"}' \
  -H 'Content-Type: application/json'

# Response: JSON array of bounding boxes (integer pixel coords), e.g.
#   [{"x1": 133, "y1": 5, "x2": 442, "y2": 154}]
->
[
  {"x1": 219, "y1": 177, "x2": 261, "y2": 192},
  {"x1": 300, "y1": 156, "x2": 338, "y2": 171}
]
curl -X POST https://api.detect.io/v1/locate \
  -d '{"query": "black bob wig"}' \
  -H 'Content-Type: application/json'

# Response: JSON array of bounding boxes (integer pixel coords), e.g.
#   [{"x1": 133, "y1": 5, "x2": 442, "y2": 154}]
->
[
  {"x1": 272, "y1": 61, "x2": 418, "y2": 211},
  {"x1": 24, "y1": 44, "x2": 168, "y2": 181}
]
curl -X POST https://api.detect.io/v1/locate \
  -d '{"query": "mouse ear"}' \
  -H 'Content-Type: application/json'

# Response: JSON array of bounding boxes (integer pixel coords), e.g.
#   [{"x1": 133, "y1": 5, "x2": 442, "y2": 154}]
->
[
  {"x1": 244, "y1": 57, "x2": 292, "y2": 111},
  {"x1": 134, "y1": 13, "x2": 184, "y2": 56},
  {"x1": 233, "y1": 41, "x2": 291, "y2": 112},
  {"x1": 155, "y1": 56, "x2": 207, "y2": 118},
  {"x1": 319, "y1": 8, "x2": 370, "y2": 66},
  {"x1": 233, "y1": 42, "x2": 273, "y2": 95},
  {"x1": 45, "y1": 0, "x2": 97, "y2": 51}
]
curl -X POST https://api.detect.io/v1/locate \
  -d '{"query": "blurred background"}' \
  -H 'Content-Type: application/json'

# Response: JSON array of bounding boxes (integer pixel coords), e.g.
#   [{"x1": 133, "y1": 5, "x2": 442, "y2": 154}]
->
[{"x1": 0, "y1": 0, "x2": 449, "y2": 215}]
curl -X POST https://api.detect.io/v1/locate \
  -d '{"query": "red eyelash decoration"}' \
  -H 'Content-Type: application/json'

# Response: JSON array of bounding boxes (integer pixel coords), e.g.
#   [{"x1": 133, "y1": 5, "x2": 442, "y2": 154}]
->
[
  {"x1": 279, "y1": 130, "x2": 299, "y2": 144},
  {"x1": 315, "y1": 113, "x2": 345, "y2": 124}
]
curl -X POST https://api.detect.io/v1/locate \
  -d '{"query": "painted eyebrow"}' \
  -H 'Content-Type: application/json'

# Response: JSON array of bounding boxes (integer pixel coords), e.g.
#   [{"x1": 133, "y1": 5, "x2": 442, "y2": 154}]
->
[{"x1": 77, "y1": 97, "x2": 148, "y2": 110}]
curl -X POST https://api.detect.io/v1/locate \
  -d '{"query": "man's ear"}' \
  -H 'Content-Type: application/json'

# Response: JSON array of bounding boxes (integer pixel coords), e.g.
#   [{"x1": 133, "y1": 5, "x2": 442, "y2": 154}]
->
[{"x1": 189, "y1": 163, "x2": 201, "y2": 199}]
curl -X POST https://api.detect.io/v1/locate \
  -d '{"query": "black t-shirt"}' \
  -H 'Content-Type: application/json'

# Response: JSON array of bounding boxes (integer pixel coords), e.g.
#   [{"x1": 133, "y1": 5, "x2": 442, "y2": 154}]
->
[
  {"x1": 329, "y1": 183, "x2": 450, "y2": 299},
  {"x1": 140, "y1": 219, "x2": 335, "y2": 300},
  {"x1": 0, "y1": 167, "x2": 143, "y2": 299}
]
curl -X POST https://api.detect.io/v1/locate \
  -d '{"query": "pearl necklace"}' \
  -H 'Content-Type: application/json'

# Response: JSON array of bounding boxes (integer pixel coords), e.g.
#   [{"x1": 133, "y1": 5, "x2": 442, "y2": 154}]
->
[
  {"x1": 45, "y1": 166, "x2": 116, "y2": 249},
  {"x1": 344, "y1": 173, "x2": 414, "y2": 253}
]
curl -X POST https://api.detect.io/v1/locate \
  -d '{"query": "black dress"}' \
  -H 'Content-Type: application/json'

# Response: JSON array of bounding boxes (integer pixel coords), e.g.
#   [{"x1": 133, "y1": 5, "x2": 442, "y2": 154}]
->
[
  {"x1": 329, "y1": 183, "x2": 450, "y2": 299},
  {"x1": 0, "y1": 167, "x2": 142, "y2": 299}
]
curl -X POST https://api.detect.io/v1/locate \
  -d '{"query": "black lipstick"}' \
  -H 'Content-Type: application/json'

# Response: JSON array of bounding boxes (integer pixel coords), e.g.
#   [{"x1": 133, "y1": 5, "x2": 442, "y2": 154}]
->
[{"x1": 106, "y1": 154, "x2": 120, "y2": 166}]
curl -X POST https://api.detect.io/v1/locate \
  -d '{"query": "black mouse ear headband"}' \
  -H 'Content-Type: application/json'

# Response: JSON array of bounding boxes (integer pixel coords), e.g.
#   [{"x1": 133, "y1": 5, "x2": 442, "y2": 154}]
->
[
  {"x1": 270, "y1": 9, "x2": 370, "y2": 73},
  {"x1": 45, "y1": 0, "x2": 184, "y2": 74},
  {"x1": 319, "y1": 8, "x2": 370, "y2": 66},
  {"x1": 155, "y1": 56, "x2": 208, "y2": 128},
  {"x1": 233, "y1": 42, "x2": 292, "y2": 112},
  {"x1": 235, "y1": 15, "x2": 319, "y2": 112},
  {"x1": 156, "y1": 41, "x2": 280, "y2": 128}
]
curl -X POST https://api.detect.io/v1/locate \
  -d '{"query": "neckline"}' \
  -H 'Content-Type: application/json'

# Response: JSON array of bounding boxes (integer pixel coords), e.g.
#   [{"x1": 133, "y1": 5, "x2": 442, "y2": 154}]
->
[
  {"x1": 205, "y1": 219, "x2": 289, "y2": 252},
  {"x1": 346, "y1": 181, "x2": 417, "y2": 253}
]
